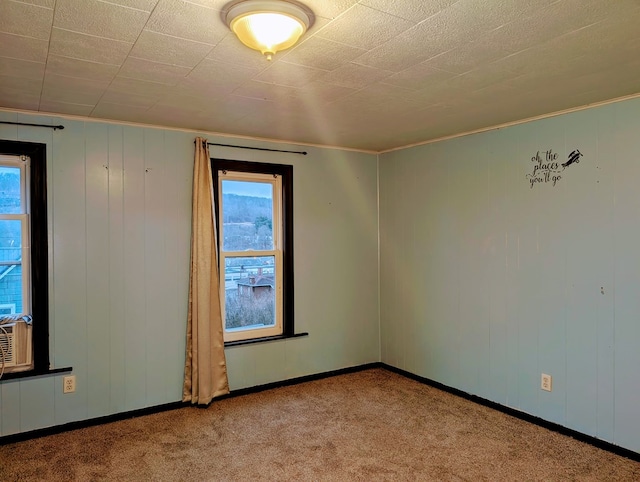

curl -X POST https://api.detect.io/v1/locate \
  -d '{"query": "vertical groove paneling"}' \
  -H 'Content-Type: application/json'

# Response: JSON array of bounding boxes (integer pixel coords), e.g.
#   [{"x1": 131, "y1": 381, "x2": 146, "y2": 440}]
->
[
  {"x1": 456, "y1": 136, "x2": 490, "y2": 398},
  {"x1": 503, "y1": 127, "x2": 521, "y2": 409},
  {"x1": 563, "y1": 109, "x2": 601, "y2": 437},
  {"x1": 107, "y1": 124, "x2": 126, "y2": 414},
  {"x1": 594, "y1": 107, "x2": 616, "y2": 443},
  {"x1": 514, "y1": 125, "x2": 542, "y2": 416},
  {"x1": 254, "y1": 342, "x2": 286, "y2": 387},
  {"x1": 534, "y1": 116, "x2": 566, "y2": 426},
  {"x1": 444, "y1": 153, "x2": 462, "y2": 389},
  {"x1": 388, "y1": 155, "x2": 402, "y2": 369},
  {"x1": 403, "y1": 153, "x2": 429, "y2": 372},
  {"x1": 143, "y1": 128, "x2": 167, "y2": 406},
  {"x1": 379, "y1": 97, "x2": 640, "y2": 454},
  {"x1": 52, "y1": 119, "x2": 88, "y2": 425},
  {"x1": 162, "y1": 131, "x2": 191, "y2": 401},
  {"x1": 397, "y1": 157, "x2": 411, "y2": 371},
  {"x1": 486, "y1": 130, "x2": 509, "y2": 405},
  {"x1": 423, "y1": 146, "x2": 452, "y2": 384},
  {"x1": 386, "y1": 155, "x2": 403, "y2": 369},
  {"x1": 19, "y1": 377, "x2": 55, "y2": 432},
  {"x1": 0, "y1": 112, "x2": 379, "y2": 435},
  {"x1": 0, "y1": 381, "x2": 19, "y2": 435},
  {"x1": 412, "y1": 147, "x2": 437, "y2": 376},
  {"x1": 378, "y1": 157, "x2": 392, "y2": 365},
  {"x1": 122, "y1": 127, "x2": 147, "y2": 410},
  {"x1": 612, "y1": 101, "x2": 640, "y2": 452},
  {"x1": 85, "y1": 122, "x2": 111, "y2": 418}
]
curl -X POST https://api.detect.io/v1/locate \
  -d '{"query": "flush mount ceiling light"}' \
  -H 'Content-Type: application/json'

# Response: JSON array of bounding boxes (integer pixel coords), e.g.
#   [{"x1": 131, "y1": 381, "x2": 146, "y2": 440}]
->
[{"x1": 226, "y1": 0, "x2": 312, "y2": 61}]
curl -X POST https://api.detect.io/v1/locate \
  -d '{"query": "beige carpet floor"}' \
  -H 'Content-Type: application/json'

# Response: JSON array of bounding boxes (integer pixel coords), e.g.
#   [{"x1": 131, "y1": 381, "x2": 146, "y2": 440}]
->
[{"x1": 1, "y1": 368, "x2": 639, "y2": 481}]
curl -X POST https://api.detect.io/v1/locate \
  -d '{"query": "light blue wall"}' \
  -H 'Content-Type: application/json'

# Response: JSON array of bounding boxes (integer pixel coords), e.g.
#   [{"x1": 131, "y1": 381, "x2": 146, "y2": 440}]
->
[
  {"x1": 0, "y1": 110, "x2": 379, "y2": 436},
  {"x1": 379, "y1": 97, "x2": 640, "y2": 454},
  {"x1": 4, "y1": 97, "x2": 640, "y2": 455}
]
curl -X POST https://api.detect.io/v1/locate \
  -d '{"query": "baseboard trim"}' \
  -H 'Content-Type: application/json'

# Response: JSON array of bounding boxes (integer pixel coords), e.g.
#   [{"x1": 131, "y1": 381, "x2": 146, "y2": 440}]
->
[
  {"x1": 6, "y1": 361, "x2": 635, "y2": 463},
  {"x1": 213, "y1": 362, "x2": 384, "y2": 402},
  {"x1": 381, "y1": 363, "x2": 640, "y2": 463},
  {"x1": 0, "y1": 401, "x2": 185, "y2": 446},
  {"x1": 0, "y1": 363, "x2": 382, "y2": 445}
]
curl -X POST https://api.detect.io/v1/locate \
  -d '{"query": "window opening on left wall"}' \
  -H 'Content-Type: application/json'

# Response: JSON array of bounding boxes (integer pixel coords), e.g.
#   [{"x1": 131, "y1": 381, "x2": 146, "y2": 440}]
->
[{"x1": 0, "y1": 140, "x2": 49, "y2": 379}]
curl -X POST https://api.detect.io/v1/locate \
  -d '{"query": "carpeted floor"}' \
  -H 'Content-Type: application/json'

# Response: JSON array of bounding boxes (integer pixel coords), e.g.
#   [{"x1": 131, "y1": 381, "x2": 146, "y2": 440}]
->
[{"x1": 1, "y1": 368, "x2": 639, "y2": 481}]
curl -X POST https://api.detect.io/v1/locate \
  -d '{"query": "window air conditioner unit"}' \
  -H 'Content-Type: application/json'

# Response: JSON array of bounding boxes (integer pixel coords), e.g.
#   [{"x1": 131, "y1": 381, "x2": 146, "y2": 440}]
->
[{"x1": 0, "y1": 323, "x2": 17, "y2": 368}]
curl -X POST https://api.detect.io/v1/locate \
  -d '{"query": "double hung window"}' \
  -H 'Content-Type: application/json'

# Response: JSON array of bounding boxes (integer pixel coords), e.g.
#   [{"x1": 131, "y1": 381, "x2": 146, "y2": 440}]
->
[
  {"x1": 0, "y1": 140, "x2": 49, "y2": 377},
  {"x1": 0, "y1": 154, "x2": 30, "y2": 318},
  {"x1": 212, "y1": 159, "x2": 293, "y2": 344}
]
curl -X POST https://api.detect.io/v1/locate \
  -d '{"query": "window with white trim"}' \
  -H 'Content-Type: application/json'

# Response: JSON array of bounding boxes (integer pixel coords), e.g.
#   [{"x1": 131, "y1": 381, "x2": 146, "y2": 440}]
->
[
  {"x1": 0, "y1": 140, "x2": 49, "y2": 378},
  {"x1": 212, "y1": 159, "x2": 294, "y2": 344},
  {"x1": 0, "y1": 155, "x2": 30, "y2": 318}
]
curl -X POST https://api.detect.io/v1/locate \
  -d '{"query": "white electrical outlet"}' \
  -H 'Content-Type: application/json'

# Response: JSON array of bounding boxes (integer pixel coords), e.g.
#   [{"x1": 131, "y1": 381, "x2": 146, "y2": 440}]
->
[
  {"x1": 541, "y1": 373, "x2": 552, "y2": 392},
  {"x1": 63, "y1": 375, "x2": 76, "y2": 394}
]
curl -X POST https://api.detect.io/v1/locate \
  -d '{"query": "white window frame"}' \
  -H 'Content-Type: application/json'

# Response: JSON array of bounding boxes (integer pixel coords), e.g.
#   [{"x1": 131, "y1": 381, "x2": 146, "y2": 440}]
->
[
  {"x1": 218, "y1": 170, "x2": 284, "y2": 342},
  {"x1": 0, "y1": 154, "x2": 31, "y2": 318}
]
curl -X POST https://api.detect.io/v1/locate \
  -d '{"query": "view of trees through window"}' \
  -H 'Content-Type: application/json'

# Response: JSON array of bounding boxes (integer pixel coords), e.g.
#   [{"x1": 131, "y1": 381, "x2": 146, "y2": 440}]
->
[
  {"x1": 221, "y1": 180, "x2": 276, "y2": 331},
  {"x1": 221, "y1": 192, "x2": 273, "y2": 251}
]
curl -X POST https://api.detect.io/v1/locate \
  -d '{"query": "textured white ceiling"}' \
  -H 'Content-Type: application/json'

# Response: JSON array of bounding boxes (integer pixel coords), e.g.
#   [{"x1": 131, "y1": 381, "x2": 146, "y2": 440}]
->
[{"x1": 1, "y1": 0, "x2": 639, "y2": 152}]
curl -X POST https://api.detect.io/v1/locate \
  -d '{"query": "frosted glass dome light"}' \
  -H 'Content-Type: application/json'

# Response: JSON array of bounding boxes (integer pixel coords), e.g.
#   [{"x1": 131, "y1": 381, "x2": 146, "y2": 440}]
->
[{"x1": 226, "y1": 0, "x2": 312, "y2": 61}]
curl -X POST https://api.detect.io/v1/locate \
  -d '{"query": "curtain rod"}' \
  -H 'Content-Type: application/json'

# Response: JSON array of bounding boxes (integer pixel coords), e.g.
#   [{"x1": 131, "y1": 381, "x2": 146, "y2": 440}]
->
[
  {"x1": 0, "y1": 121, "x2": 65, "y2": 130},
  {"x1": 202, "y1": 141, "x2": 307, "y2": 156}
]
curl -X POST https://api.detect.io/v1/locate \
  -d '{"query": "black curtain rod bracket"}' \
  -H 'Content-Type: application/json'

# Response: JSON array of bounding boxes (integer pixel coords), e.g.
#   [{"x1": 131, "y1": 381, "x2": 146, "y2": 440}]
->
[
  {"x1": 0, "y1": 121, "x2": 64, "y2": 130},
  {"x1": 198, "y1": 141, "x2": 306, "y2": 156}
]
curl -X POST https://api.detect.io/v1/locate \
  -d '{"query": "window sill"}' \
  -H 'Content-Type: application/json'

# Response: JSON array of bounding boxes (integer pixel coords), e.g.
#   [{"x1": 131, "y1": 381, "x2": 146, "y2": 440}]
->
[
  {"x1": 0, "y1": 366, "x2": 72, "y2": 382},
  {"x1": 224, "y1": 332, "x2": 308, "y2": 348}
]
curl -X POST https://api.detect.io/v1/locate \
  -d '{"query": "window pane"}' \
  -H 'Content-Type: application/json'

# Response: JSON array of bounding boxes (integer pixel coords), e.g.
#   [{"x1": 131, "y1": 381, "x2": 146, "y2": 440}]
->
[
  {"x1": 221, "y1": 180, "x2": 273, "y2": 251},
  {"x1": 0, "y1": 219, "x2": 23, "y2": 313},
  {"x1": 0, "y1": 166, "x2": 22, "y2": 214},
  {"x1": 223, "y1": 255, "x2": 275, "y2": 331}
]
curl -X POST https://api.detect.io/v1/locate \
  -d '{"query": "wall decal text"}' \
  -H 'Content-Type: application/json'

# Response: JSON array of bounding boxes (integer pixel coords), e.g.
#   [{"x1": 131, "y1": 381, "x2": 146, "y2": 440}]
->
[{"x1": 526, "y1": 149, "x2": 583, "y2": 189}]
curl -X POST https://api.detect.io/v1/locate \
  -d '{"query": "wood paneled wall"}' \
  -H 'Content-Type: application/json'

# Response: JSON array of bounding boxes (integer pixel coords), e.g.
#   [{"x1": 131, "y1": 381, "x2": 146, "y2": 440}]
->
[
  {"x1": 379, "y1": 97, "x2": 640, "y2": 454},
  {"x1": 0, "y1": 111, "x2": 379, "y2": 436}
]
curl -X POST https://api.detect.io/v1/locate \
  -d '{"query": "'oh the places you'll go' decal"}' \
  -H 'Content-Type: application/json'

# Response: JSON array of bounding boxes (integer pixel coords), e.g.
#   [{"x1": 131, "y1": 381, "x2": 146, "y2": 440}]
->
[{"x1": 526, "y1": 148, "x2": 583, "y2": 188}]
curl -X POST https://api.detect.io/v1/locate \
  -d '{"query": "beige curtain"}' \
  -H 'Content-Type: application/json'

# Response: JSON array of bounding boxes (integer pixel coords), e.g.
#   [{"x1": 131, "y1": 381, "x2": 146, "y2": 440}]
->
[{"x1": 183, "y1": 138, "x2": 229, "y2": 405}]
